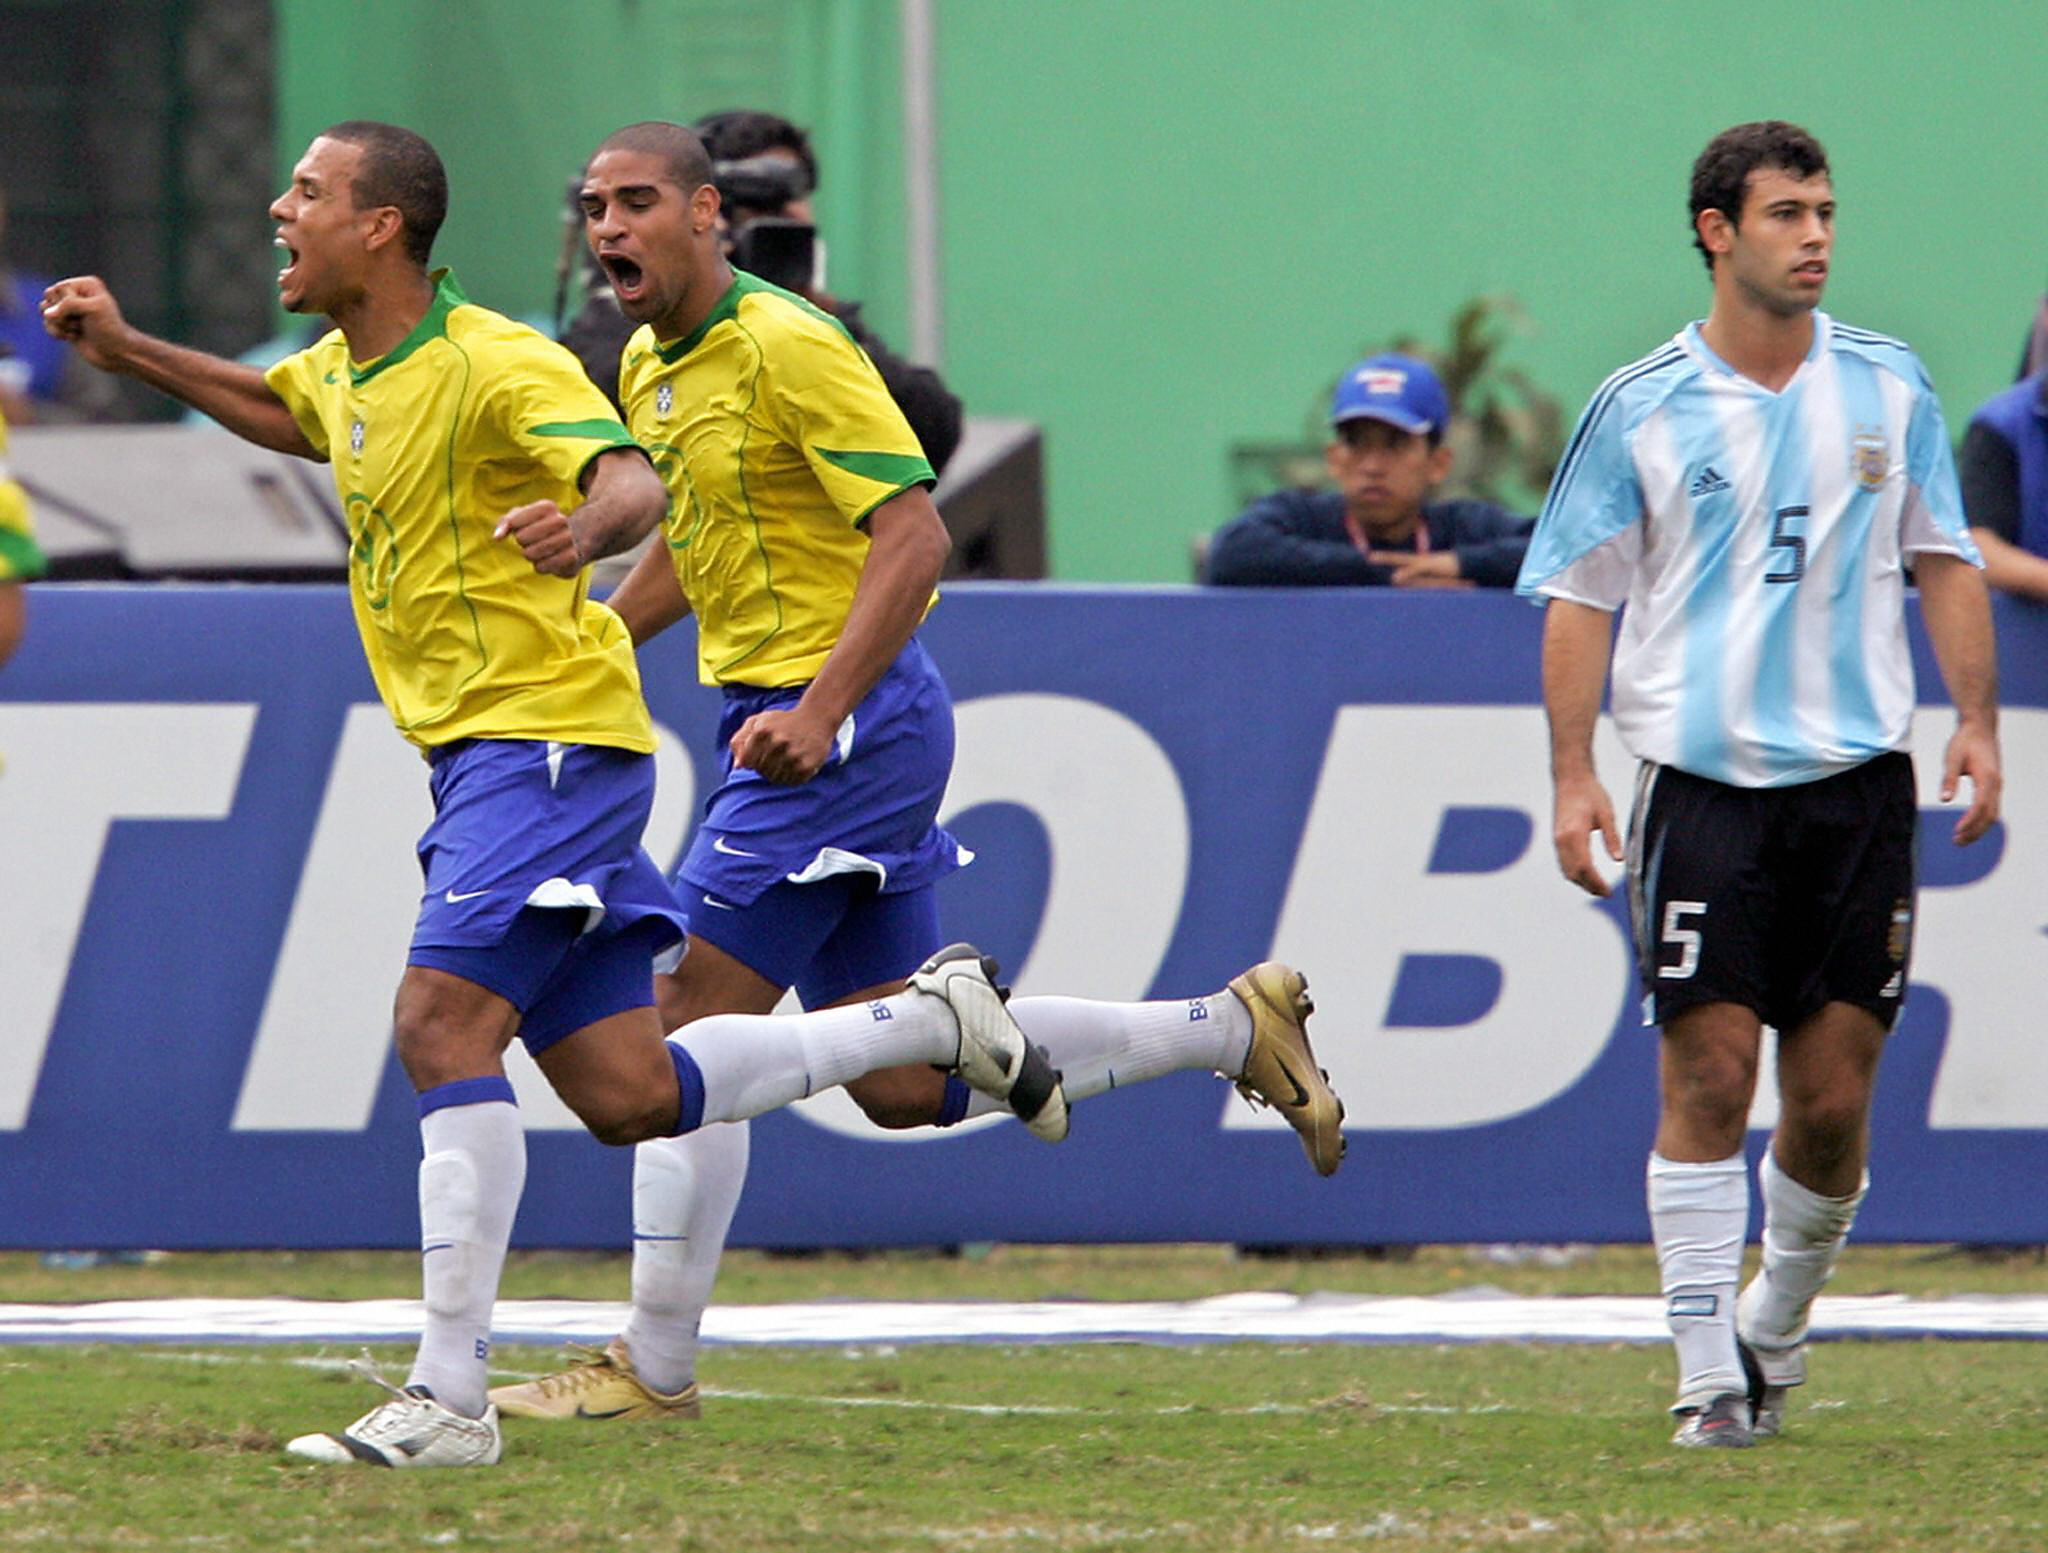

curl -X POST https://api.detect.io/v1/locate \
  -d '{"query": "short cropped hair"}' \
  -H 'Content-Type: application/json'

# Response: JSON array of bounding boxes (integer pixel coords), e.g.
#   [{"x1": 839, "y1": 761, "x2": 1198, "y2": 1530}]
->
[
  {"x1": 592, "y1": 121, "x2": 715, "y2": 196},
  {"x1": 320, "y1": 120, "x2": 447, "y2": 267},
  {"x1": 1688, "y1": 120, "x2": 1829, "y2": 273},
  {"x1": 692, "y1": 109, "x2": 817, "y2": 194}
]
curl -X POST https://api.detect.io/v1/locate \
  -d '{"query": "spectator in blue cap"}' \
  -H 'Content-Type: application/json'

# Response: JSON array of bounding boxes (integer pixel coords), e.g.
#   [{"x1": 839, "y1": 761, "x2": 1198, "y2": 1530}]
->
[{"x1": 1206, "y1": 352, "x2": 1533, "y2": 587}]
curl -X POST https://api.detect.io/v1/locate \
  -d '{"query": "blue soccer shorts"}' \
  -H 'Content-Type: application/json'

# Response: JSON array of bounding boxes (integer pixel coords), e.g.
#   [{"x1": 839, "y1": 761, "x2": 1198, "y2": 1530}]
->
[
  {"x1": 672, "y1": 637, "x2": 967, "y2": 1006},
  {"x1": 405, "y1": 737, "x2": 690, "y2": 1054}
]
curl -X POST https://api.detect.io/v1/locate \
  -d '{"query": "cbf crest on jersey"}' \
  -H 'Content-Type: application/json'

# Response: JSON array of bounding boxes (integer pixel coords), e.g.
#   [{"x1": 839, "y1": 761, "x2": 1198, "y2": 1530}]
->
[
  {"x1": 1852, "y1": 427, "x2": 1888, "y2": 492},
  {"x1": 655, "y1": 382, "x2": 673, "y2": 417},
  {"x1": 350, "y1": 419, "x2": 366, "y2": 458}
]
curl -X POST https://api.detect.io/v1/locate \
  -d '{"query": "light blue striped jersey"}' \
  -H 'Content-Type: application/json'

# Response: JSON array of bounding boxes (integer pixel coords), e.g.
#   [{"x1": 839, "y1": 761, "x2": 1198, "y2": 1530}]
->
[{"x1": 1516, "y1": 312, "x2": 1978, "y2": 788}]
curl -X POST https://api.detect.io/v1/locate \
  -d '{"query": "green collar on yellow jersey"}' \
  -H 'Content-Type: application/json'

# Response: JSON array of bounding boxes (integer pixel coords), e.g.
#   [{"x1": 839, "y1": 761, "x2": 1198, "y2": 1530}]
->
[
  {"x1": 348, "y1": 269, "x2": 466, "y2": 386},
  {"x1": 652, "y1": 270, "x2": 850, "y2": 364}
]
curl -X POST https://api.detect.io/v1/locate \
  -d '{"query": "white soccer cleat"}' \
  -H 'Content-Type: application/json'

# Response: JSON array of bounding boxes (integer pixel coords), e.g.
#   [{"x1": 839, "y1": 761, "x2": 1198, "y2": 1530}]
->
[
  {"x1": 287, "y1": 1359, "x2": 503, "y2": 1468},
  {"x1": 911, "y1": 942, "x2": 1068, "y2": 1142}
]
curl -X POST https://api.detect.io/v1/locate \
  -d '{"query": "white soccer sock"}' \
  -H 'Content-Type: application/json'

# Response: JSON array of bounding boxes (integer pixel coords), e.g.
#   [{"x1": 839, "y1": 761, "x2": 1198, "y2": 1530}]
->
[
  {"x1": 676, "y1": 988, "x2": 958, "y2": 1125},
  {"x1": 1647, "y1": 1151, "x2": 1749, "y2": 1411},
  {"x1": 622, "y1": 1121, "x2": 751, "y2": 1396},
  {"x1": 958, "y1": 990, "x2": 1253, "y2": 1119},
  {"x1": 407, "y1": 1093, "x2": 525, "y2": 1418},
  {"x1": 1741, "y1": 1148, "x2": 1866, "y2": 1351}
]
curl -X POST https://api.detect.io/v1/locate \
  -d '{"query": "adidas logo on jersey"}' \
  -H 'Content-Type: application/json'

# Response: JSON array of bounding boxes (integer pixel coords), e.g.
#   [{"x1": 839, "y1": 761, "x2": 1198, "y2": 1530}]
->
[{"x1": 1688, "y1": 465, "x2": 1730, "y2": 498}]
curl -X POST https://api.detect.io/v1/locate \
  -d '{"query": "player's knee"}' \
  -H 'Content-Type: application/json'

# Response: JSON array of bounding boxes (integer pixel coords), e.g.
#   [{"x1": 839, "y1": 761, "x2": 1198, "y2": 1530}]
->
[
  {"x1": 574, "y1": 1093, "x2": 674, "y2": 1147},
  {"x1": 391, "y1": 1006, "x2": 481, "y2": 1091},
  {"x1": 1783, "y1": 1094, "x2": 1867, "y2": 1170},
  {"x1": 1672, "y1": 1054, "x2": 1755, "y2": 1131}
]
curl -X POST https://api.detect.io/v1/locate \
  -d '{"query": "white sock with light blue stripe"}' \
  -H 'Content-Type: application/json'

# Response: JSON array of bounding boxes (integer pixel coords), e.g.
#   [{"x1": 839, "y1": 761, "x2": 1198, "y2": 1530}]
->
[
  {"x1": 957, "y1": 991, "x2": 1253, "y2": 1120},
  {"x1": 407, "y1": 1078, "x2": 524, "y2": 1419}
]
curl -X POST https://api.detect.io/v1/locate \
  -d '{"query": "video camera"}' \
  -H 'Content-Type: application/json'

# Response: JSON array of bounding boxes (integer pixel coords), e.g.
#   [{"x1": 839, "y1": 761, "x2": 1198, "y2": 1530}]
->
[{"x1": 713, "y1": 153, "x2": 818, "y2": 294}]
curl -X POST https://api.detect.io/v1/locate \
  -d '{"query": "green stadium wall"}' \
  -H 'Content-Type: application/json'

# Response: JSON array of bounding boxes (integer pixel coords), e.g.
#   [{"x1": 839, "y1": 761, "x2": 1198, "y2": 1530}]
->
[{"x1": 277, "y1": 0, "x2": 2048, "y2": 581}]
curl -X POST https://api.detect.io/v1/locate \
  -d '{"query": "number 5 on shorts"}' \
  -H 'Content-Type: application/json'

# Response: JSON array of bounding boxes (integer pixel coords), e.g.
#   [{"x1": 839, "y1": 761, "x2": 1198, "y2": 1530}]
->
[{"x1": 1659, "y1": 901, "x2": 1706, "y2": 980}]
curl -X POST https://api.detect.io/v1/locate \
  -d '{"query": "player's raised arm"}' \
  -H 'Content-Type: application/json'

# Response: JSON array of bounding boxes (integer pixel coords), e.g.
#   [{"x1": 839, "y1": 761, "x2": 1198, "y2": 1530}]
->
[{"x1": 41, "y1": 277, "x2": 319, "y2": 459}]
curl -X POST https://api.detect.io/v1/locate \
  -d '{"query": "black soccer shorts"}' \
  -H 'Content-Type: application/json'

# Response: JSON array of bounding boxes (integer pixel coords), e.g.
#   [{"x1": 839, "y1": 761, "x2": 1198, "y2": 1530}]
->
[{"x1": 1624, "y1": 751, "x2": 1917, "y2": 1033}]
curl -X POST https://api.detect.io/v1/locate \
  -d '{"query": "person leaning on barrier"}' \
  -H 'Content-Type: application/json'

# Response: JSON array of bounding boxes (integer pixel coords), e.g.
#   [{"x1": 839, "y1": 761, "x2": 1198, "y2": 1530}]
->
[
  {"x1": 557, "y1": 108, "x2": 962, "y2": 478},
  {"x1": 1959, "y1": 365, "x2": 2048, "y2": 601},
  {"x1": 1204, "y1": 353, "x2": 1533, "y2": 588}
]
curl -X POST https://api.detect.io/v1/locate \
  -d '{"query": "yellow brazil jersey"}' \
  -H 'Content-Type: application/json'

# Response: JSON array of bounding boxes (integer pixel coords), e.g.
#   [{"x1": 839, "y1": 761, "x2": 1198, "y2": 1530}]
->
[
  {"x1": 618, "y1": 272, "x2": 936, "y2": 688},
  {"x1": 266, "y1": 271, "x2": 655, "y2": 752},
  {"x1": 0, "y1": 408, "x2": 48, "y2": 584}
]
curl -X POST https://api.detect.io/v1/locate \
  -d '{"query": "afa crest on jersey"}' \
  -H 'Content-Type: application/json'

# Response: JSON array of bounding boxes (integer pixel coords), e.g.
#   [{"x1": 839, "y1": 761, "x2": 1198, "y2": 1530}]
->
[
  {"x1": 1852, "y1": 428, "x2": 1888, "y2": 492},
  {"x1": 656, "y1": 382, "x2": 673, "y2": 417},
  {"x1": 350, "y1": 419, "x2": 366, "y2": 458}
]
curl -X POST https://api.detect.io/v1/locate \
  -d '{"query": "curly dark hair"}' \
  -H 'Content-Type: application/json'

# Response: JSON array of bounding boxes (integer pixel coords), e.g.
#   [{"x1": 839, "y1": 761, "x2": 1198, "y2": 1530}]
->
[{"x1": 1688, "y1": 121, "x2": 1829, "y2": 273}]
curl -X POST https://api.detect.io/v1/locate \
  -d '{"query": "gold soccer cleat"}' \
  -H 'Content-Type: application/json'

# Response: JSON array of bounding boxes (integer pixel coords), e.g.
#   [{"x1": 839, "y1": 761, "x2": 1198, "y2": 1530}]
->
[
  {"x1": 1228, "y1": 962, "x2": 1346, "y2": 1177},
  {"x1": 487, "y1": 1338, "x2": 701, "y2": 1422}
]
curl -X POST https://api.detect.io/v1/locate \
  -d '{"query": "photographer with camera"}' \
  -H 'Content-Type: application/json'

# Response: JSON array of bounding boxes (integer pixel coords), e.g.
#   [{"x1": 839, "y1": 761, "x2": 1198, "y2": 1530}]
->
[{"x1": 557, "y1": 109, "x2": 962, "y2": 476}]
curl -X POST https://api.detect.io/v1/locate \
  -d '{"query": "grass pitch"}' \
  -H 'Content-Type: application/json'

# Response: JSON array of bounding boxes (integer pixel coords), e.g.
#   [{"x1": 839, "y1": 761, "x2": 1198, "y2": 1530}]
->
[{"x1": 3, "y1": 1246, "x2": 2047, "y2": 1550}]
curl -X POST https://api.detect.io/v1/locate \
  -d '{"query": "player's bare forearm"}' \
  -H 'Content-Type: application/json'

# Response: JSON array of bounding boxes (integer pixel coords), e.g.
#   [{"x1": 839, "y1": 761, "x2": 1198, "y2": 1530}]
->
[
  {"x1": 603, "y1": 535, "x2": 691, "y2": 645},
  {"x1": 42, "y1": 278, "x2": 314, "y2": 457},
  {"x1": 114, "y1": 338, "x2": 311, "y2": 455},
  {"x1": 1541, "y1": 599, "x2": 1615, "y2": 780},
  {"x1": 1541, "y1": 599, "x2": 1622, "y2": 895},
  {"x1": 730, "y1": 490, "x2": 948, "y2": 786},
  {"x1": 1915, "y1": 550, "x2": 2002, "y2": 842},
  {"x1": 569, "y1": 448, "x2": 668, "y2": 564},
  {"x1": 798, "y1": 487, "x2": 950, "y2": 729},
  {"x1": 1916, "y1": 552, "x2": 1999, "y2": 733}
]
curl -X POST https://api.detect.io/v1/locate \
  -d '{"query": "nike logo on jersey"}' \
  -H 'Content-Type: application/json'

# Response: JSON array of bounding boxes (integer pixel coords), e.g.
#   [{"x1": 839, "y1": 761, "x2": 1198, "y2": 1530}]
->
[
  {"x1": 323, "y1": 370, "x2": 338, "y2": 384},
  {"x1": 1688, "y1": 465, "x2": 1731, "y2": 499},
  {"x1": 711, "y1": 836, "x2": 759, "y2": 858},
  {"x1": 444, "y1": 888, "x2": 489, "y2": 903}
]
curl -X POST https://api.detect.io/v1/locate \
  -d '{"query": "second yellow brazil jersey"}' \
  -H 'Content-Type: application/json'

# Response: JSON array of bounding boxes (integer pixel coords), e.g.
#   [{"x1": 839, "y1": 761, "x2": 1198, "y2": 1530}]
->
[
  {"x1": 267, "y1": 271, "x2": 654, "y2": 752},
  {"x1": 618, "y1": 272, "x2": 936, "y2": 688}
]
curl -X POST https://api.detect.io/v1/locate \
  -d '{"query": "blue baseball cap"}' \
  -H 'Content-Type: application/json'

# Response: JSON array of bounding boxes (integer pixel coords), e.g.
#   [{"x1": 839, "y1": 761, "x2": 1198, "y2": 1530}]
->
[{"x1": 1329, "y1": 353, "x2": 1449, "y2": 437}]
